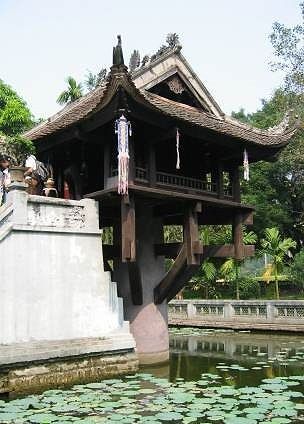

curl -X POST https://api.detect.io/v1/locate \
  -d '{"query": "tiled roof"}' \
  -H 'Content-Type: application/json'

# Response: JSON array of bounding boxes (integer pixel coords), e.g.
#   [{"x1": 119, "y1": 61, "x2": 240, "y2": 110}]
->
[
  {"x1": 142, "y1": 92, "x2": 297, "y2": 147},
  {"x1": 24, "y1": 71, "x2": 296, "y2": 148},
  {"x1": 24, "y1": 85, "x2": 107, "y2": 140}
]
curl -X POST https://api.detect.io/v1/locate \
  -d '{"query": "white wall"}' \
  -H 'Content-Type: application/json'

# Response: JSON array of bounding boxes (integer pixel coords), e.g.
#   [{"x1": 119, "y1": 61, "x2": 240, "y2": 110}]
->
[{"x1": 0, "y1": 191, "x2": 125, "y2": 344}]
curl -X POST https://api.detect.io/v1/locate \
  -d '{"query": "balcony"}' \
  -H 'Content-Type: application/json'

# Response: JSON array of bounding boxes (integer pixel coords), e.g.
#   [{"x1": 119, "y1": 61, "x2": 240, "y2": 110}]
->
[{"x1": 110, "y1": 167, "x2": 233, "y2": 199}]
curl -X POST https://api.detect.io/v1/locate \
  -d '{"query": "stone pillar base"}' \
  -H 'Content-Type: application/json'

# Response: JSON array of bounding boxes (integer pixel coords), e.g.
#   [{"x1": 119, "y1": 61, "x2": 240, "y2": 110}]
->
[{"x1": 138, "y1": 349, "x2": 169, "y2": 365}]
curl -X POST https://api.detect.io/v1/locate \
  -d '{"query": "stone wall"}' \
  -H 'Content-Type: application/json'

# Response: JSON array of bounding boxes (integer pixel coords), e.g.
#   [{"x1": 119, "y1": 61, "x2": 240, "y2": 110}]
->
[{"x1": 0, "y1": 190, "x2": 130, "y2": 344}]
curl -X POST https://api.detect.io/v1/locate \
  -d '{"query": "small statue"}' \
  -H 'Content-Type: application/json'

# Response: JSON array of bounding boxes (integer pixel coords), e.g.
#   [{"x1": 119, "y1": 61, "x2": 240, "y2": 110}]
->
[
  {"x1": 112, "y1": 35, "x2": 124, "y2": 66},
  {"x1": 43, "y1": 177, "x2": 58, "y2": 198}
]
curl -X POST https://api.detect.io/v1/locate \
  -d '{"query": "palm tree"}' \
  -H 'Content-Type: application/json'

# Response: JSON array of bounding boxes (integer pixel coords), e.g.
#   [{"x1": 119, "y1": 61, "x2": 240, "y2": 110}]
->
[
  {"x1": 192, "y1": 260, "x2": 217, "y2": 299},
  {"x1": 220, "y1": 231, "x2": 257, "y2": 300},
  {"x1": 57, "y1": 76, "x2": 83, "y2": 105},
  {"x1": 260, "y1": 227, "x2": 296, "y2": 300}
]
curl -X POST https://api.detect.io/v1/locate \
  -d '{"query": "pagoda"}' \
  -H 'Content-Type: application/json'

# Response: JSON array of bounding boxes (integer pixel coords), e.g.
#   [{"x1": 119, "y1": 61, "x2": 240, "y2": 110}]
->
[{"x1": 25, "y1": 36, "x2": 296, "y2": 364}]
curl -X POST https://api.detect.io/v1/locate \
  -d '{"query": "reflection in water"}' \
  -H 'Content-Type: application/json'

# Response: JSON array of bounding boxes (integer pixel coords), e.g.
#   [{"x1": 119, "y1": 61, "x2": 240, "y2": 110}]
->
[{"x1": 165, "y1": 329, "x2": 304, "y2": 389}]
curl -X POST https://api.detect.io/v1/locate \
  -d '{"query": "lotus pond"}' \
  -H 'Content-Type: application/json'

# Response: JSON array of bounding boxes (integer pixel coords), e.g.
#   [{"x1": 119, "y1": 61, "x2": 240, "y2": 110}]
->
[{"x1": 1, "y1": 328, "x2": 304, "y2": 423}]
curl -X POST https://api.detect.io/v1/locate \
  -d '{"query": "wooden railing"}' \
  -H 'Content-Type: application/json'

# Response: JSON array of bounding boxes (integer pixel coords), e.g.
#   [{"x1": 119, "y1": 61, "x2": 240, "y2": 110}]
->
[
  {"x1": 156, "y1": 172, "x2": 217, "y2": 193},
  {"x1": 135, "y1": 167, "x2": 148, "y2": 182},
  {"x1": 111, "y1": 167, "x2": 233, "y2": 198}
]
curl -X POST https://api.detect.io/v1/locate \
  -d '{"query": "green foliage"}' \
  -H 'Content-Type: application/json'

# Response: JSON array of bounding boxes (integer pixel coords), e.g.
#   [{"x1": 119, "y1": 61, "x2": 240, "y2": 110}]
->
[
  {"x1": 57, "y1": 76, "x2": 83, "y2": 105},
  {"x1": 260, "y1": 227, "x2": 296, "y2": 299},
  {"x1": 288, "y1": 249, "x2": 304, "y2": 293},
  {"x1": 191, "y1": 260, "x2": 217, "y2": 299},
  {"x1": 164, "y1": 225, "x2": 183, "y2": 242},
  {"x1": 84, "y1": 68, "x2": 107, "y2": 91},
  {"x1": 0, "y1": 79, "x2": 33, "y2": 135},
  {"x1": 0, "y1": 134, "x2": 35, "y2": 166},
  {"x1": 269, "y1": 2, "x2": 304, "y2": 94},
  {"x1": 235, "y1": 88, "x2": 304, "y2": 243}
]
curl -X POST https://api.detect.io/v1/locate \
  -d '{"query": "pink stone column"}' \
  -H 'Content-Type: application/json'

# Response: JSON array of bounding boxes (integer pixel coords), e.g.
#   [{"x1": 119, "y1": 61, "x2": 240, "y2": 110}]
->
[{"x1": 114, "y1": 205, "x2": 169, "y2": 364}]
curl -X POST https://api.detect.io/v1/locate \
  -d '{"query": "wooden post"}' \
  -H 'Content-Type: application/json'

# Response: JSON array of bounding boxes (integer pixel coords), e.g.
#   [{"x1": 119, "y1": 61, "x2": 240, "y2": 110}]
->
[
  {"x1": 149, "y1": 142, "x2": 156, "y2": 187},
  {"x1": 129, "y1": 135, "x2": 135, "y2": 185},
  {"x1": 121, "y1": 194, "x2": 136, "y2": 262},
  {"x1": 184, "y1": 202, "x2": 203, "y2": 265},
  {"x1": 215, "y1": 162, "x2": 224, "y2": 199},
  {"x1": 231, "y1": 167, "x2": 241, "y2": 203},
  {"x1": 103, "y1": 140, "x2": 110, "y2": 188},
  {"x1": 233, "y1": 212, "x2": 244, "y2": 260}
]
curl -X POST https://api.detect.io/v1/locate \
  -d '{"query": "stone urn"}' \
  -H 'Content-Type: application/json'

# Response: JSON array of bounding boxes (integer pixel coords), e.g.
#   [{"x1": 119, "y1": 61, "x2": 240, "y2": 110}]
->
[{"x1": 9, "y1": 166, "x2": 27, "y2": 183}]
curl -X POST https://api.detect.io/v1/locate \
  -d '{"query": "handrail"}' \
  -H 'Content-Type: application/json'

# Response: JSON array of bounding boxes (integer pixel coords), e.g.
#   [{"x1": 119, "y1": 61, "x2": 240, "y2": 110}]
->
[{"x1": 156, "y1": 172, "x2": 217, "y2": 193}]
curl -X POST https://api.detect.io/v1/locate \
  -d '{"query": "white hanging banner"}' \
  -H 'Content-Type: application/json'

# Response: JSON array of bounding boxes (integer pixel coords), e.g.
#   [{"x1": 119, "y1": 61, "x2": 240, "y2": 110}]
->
[
  {"x1": 176, "y1": 128, "x2": 180, "y2": 170},
  {"x1": 243, "y1": 148, "x2": 249, "y2": 181},
  {"x1": 115, "y1": 114, "x2": 132, "y2": 195}
]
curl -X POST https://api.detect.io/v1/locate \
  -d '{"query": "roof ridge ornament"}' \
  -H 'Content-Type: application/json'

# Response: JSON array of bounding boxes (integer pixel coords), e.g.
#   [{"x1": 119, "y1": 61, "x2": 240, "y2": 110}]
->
[
  {"x1": 267, "y1": 110, "x2": 292, "y2": 135},
  {"x1": 112, "y1": 35, "x2": 125, "y2": 67}
]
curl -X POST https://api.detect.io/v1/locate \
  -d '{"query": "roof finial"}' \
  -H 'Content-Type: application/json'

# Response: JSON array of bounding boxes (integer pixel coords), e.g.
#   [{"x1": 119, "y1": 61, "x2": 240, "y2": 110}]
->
[{"x1": 112, "y1": 35, "x2": 124, "y2": 66}]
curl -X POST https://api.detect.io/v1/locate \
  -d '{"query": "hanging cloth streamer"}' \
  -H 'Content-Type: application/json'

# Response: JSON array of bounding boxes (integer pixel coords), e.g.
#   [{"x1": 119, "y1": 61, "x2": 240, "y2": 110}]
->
[
  {"x1": 176, "y1": 128, "x2": 180, "y2": 170},
  {"x1": 115, "y1": 114, "x2": 132, "y2": 195},
  {"x1": 243, "y1": 148, "x2": 249, "y2": 181}
]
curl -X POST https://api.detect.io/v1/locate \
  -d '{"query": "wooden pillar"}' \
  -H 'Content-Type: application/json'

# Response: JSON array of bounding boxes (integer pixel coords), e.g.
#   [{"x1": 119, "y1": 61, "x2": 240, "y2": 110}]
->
[
  {"x1": 184, "y1": 202, "x2": 203, "y2": 265},
  {"x1": 103, "y1": 140, "x2": 110, "y2": 188},
  {"x1": 121, "y1": 194, "x2": 136, "y2": 262},
  {"x1": 149, "y1": 142, "x2": 156, "y2": 187},
  {"x1": 215, "y1": 162, "x2": 224, "y2": 199},
  {"x1": 233, "y1": 212, "x2": 244, "y2": 260},
  {"x1": 129, "y1": 136, "x2": 135, "y2": 184},
  {"x1": 231, "y1": 167, "x2": 241, "y2": 203}
]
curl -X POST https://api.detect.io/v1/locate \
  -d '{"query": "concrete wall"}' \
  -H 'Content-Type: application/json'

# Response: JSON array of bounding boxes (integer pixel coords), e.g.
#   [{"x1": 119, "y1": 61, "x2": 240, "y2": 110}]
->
[
  {"x1": 0, "y1": 189, "x2": 127, "y2": 344},
  {"x1": 169, "y1": 299, "x2": 304, "y2": 331}
]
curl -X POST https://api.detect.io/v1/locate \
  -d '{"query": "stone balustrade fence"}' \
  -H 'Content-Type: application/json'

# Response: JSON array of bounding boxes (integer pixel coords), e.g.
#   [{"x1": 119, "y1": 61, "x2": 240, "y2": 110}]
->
[{"x1": 168, "y1": 300, "x2": 304, "y2": 331}]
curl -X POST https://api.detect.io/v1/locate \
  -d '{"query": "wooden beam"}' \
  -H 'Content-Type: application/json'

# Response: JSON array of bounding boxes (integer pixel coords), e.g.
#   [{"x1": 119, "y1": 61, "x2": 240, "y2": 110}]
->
[
  {"x1": 184, "y1": 203, "x2": 203, "y2": 265},
  {"x1": 85, "y1": 184, "x2": 254, "y2": 212},
  {"x1": 121, "y1": 194, "x2": 136, "y2": 262},
  {"x1": 155, "y1": 243, "x2": 255, "y2": 259},
  {"x1": 154, "y1": 243, "x2": 201, "y2": 304},
  {"x1": 243, "y1": 211, "x2": 254, "y2": 225}
]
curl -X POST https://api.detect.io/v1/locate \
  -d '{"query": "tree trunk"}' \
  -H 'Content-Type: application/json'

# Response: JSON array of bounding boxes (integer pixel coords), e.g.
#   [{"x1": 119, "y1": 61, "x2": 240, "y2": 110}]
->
[{"x1": 274, "y1": 265, "x2": 280, "y2": 300}]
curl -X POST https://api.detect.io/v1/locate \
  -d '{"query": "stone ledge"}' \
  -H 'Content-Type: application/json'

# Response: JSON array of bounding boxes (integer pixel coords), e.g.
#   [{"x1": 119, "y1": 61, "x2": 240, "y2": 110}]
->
[
  {"x1": 0, "y1": 351, "x2": 139, "y2": 397},
  {"x1": 0, "y1": 335, "x2": 136, "y2": 368},
  {"x1": 169, "y1": 318, "x2": 304, "y2": 332}
]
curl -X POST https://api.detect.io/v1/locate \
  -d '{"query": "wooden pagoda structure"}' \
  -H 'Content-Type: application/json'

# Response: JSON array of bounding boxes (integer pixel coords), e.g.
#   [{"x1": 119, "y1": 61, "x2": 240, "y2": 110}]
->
[{"x1": 25, "y1": 37, "x2": 296, "y2": 363}]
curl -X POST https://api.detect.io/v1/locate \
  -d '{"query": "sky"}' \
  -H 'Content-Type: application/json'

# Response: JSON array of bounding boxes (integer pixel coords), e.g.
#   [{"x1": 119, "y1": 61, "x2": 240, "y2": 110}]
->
[{"x1": 0, "y1": 0, "x2": 301, "y2": 120}]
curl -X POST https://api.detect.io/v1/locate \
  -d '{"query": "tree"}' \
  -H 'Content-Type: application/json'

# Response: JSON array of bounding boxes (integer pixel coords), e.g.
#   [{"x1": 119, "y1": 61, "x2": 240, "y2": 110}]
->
[
  {"x1": 129, "y1": 50, "x2": 140, "y2": 72},
  {"x1": 0, "y1": 79, "x2": 33, "y2": 135},
  {"x1": 220, "y1": 231, "x2": 257, "y2": 300},
  {"x1": 269, "y1": 2, "x2": 304, "y2": 95},
  {"x1": 192, "y1": 260, "x2": 217, "y2": 299},
  {"x1": 84, "y1": 68, "x2": 107, "y2": 91},
  {"x1": 260, "y1": 227, "x2": 296, "y2": 300},
  {"x1": 233, "y1": 89, "x2": 304, "y2": 244},
  {"x1": 57, "y1": 76, "x2": 83, "y2": 105},
  {"x1": 288, "y1": 249, "x2": 304, "y2": 295}
]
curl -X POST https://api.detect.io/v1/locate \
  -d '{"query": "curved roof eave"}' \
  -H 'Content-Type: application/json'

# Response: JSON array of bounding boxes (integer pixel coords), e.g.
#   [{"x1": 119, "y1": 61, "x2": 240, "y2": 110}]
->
[{"x1": 24, "y1": 66, "x2": 297, "y2": 150}]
